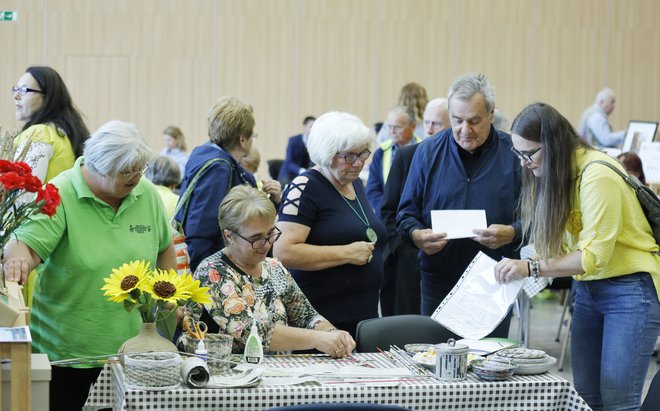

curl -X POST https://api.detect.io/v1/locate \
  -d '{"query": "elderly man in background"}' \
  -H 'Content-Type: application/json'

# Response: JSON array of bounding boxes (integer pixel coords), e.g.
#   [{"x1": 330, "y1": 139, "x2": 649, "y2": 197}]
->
[
  {"x1": 279, "y1": 116, "x2": 316, "y2": 185},
  {"x1": 422, "y1": 98, "x2": 450, "y2": 137},
  {"x1": 366, "y1": 106, "x2": 421, "y2": 217},
  {"x1": 577, "y1": 87, "x2": 624, "y2": 148},
  {"x1": 397, "y1": 73, "x2": 521, "y2": 336},
  {"x1": 379, "y1": 97, "x2": 450, "y2": 316}
]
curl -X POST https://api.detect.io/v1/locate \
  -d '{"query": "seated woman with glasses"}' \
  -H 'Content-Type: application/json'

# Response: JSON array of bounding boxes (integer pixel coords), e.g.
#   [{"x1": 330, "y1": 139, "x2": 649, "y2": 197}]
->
[
  {"x1": 274, "y1": 112, "x2": 386, "y2": 339},
  {"x1": 188, "y1": 185, "x2": 355, "y2": 357}
]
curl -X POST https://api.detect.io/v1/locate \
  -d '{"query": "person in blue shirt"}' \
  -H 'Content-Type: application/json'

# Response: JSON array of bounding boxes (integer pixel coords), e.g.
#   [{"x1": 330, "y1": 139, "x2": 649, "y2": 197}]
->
[
  {"x1": 278, "y1": 116, "x2": 316, "y2": 185},
  {"x1": 366, "y1": 106, "x2": 421, "y2": 218},
  {"x1": 397, "y1": 73, "x2": 522, "y2": 337},
  {"x1": 175, "y1": 96, "x2": 281, "y2": 272},
  {"x1": 577, "y1": 88, "x2": 624, "y2": 148}
]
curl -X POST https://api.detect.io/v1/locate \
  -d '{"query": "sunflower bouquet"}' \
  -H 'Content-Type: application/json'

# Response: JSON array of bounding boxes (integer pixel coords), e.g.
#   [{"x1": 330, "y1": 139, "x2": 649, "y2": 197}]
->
[{"x1": 101, "y1": 260, "x2": 211, "y2": 325}]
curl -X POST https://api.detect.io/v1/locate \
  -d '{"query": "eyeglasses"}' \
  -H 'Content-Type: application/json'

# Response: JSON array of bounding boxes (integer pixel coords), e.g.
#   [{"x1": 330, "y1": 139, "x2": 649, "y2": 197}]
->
[
  {"x1": 511, "y1": 146, "x2": 542, "y2": 163},
  {"x1": 251, "y1": 133, "x2": 258, "y2": 139},
  {"x1": 232, "y1": 227, "x2": 282, "y2": 249},
  {"x1": 120, "y1": 163, "x2": 150, "y2": 178},
  {"x1": 337, "y1": 149, "x2": 371, "y2": 164},
  {"x1": 12, "y1": 86, "x2": 44, "y2": 96}
]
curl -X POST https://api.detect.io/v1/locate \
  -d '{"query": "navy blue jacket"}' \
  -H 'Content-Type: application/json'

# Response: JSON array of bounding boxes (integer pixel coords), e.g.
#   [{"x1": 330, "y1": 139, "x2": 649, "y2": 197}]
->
[
  {"x1": 278, "y1": 134, "x2": 311, "y2": 183},
  {"x1": 175, "y1": 142, "x2": 256, "y2": 271},
  {"x1": 397, "y1": 127, "x2": 522, "y2": 275}
]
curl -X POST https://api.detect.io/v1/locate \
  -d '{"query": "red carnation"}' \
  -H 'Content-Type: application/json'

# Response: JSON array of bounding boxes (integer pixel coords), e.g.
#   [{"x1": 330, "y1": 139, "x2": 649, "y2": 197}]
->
[
  {"x1": 0, "y1": 172, "x2": 28, "y2": 190},
  {"x1": 12, "y1": 161, "x2": 32, "y2": 176},
  {"x1": 24, "y1": 175, "x2": 43, "y2": 193},
  {"x1": 0, "y1": 160, "x2": 14, "y2": 173},
  {"x1": 36, "y1": 183, "x2": 61, "y2": 217}
]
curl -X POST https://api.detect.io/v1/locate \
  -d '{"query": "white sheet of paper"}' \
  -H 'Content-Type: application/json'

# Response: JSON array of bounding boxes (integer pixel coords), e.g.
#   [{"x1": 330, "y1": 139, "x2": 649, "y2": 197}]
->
[
  {"x1": 431, "y1": 252, "x2": 525, "y2": 340},
  {"x1": 431, "y1": 210, "x2": 487, "y2": 239}
]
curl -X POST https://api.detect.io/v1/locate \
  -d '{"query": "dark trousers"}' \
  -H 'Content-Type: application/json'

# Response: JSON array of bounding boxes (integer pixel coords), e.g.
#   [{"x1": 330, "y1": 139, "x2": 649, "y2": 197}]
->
[
  {"x1": 50, "y1": 365, "x2": 103, "y2": 410},
  {"x1": 380, "y1": 244, "x2": 421, "y2": 316}
]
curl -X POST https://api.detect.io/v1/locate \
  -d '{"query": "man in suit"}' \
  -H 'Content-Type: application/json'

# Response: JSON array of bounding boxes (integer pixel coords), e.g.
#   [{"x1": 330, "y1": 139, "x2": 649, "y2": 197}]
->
[
  {"x1": 366, "y1": 106, "x2": 421, "y2": 216},
  {"x1": 278, "y1": 116, "x2": 316, "y2": 185},
  {"x1": 379, "y1": 98, "x2": 450, "y2": 316}
]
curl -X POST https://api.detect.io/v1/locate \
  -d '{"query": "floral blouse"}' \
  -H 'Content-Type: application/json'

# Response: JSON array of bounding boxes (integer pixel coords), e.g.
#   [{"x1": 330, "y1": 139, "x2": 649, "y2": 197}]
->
[{"x1": 193, "y1": 250, "x2": 326, "y2": 353}]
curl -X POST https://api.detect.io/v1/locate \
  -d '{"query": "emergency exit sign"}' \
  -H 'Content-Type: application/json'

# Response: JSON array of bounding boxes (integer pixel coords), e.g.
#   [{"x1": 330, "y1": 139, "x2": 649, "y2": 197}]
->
[{"x1": 0, "y1": 11, "x2": 18, "y2": 21}]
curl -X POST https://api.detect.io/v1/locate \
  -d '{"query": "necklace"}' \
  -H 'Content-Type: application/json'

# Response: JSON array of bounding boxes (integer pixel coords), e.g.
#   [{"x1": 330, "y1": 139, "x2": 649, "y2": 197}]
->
[{"x1": 318, "y1": 168, "x2": 377, "y2": 243}]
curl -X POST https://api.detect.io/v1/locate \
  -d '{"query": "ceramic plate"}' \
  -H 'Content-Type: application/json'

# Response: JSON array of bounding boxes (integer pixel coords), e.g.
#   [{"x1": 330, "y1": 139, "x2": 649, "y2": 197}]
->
[
  {"x1": 404, "y1": 343, "x2": 436, "y2": 354},
  {"x1": 411, "y1": 349, "x2": 436, "y2": 370}
]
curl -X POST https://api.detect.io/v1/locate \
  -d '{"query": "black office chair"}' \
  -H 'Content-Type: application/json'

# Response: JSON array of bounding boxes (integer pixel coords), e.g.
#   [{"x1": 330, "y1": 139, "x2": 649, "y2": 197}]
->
[
  {"x1": 641, "y1": 368, "x2": 660, "y2": 411},
  {"x1": 267, "y1": 159, "x2": 285, "y2": 180},
  {"x1": 355, "y1": 315, "x2": 459, "y2": 353},
  {"x1": 267, "y1": 404, "x2": 410, "y2": 411}
]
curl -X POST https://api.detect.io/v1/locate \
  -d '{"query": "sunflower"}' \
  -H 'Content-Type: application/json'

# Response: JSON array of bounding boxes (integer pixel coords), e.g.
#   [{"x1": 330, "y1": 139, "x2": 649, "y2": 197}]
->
[
  {"x1": 143, "y1": 268, "x2": 191, "y2": 304},
  {"x1": 101, "y1": 260, "x2": 151, "y2": 302},
  {"x1": 179, "y1": 271, "x2": 212, "y2": 305}
]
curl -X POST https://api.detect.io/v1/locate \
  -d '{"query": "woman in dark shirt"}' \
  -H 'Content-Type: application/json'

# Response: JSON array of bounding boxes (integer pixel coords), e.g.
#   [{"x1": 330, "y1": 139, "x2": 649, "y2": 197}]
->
[{"x1": 274, "y1": 111, "x2": 386, "y2": 338}]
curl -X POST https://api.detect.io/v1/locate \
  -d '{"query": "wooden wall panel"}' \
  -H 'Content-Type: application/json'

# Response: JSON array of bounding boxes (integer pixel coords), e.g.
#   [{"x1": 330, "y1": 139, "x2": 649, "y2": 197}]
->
[{"x1": 1, "y1": 0, "x2": 659, "y2": 178}]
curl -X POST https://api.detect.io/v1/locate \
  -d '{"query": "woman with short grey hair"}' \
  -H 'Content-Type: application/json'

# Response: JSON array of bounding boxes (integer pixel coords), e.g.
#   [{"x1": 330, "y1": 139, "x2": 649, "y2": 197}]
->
[
  {"x1": 146, "y1": 156, "x2": 181, "y2": 218},
  {"x1": 4, "y1": 120, "x2": 176, "y2": 410},
  {"x1": 275, "y1": 111, "x2": 386, "y2": 339}
]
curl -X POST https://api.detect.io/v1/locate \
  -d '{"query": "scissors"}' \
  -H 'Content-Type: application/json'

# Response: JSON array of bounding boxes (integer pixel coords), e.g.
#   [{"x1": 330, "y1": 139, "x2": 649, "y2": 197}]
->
[{"x1": 183, "y1": 316, "x2": 208, "y2": 340}]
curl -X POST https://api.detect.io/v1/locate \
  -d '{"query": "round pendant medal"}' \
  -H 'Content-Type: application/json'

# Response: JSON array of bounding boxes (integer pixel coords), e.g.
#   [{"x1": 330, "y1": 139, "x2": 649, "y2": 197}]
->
[{"x1": 366, "y1": 227, "x2": 378, "y2": 242}]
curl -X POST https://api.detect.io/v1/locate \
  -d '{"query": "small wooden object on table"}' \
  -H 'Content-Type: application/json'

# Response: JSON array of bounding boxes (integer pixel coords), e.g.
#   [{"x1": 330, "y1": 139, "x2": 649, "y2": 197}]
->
[{"x1": 0, "y1": 281, "x2": 31, "y2": 411}]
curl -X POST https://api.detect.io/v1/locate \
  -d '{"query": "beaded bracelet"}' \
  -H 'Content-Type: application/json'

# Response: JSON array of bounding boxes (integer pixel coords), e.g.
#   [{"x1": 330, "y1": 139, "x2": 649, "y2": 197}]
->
[{"x1": 529, "y1": 259, "x2": 541, "y2": 280}]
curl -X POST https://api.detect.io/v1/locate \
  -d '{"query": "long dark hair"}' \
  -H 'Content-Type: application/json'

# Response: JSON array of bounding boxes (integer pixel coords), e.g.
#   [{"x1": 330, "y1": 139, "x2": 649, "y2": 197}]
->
[
  {"x1": 23, "y1": 66, "x2": 90, "y2": 157},
  {"x1": 511, "y1": 102, "x2": 591, "y2": 259}
]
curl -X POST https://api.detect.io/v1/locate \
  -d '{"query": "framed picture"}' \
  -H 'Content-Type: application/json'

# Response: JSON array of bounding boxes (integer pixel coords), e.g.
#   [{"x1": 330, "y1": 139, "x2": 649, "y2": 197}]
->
[{"x1": 621, "y1": 120, "x2": 659, "y2": 153}]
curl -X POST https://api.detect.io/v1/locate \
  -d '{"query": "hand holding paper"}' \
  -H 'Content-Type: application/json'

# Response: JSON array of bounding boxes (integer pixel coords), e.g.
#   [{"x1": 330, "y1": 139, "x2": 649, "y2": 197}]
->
[{"x1": 471, "y1": 224, "x2": 516, "y2": 249}]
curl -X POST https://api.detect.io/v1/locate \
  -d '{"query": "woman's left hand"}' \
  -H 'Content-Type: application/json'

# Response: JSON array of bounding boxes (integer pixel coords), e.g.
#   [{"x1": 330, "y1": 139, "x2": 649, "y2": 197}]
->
[
  {"x1": 316, "y1": 329, "x2": 356, "y2": 358},
  {"x1": 494, "y1": 258, "x2": 529, "y2": 283},
  {"x1": 261, "y1": 179, "x2": 282, "y2": 204}
]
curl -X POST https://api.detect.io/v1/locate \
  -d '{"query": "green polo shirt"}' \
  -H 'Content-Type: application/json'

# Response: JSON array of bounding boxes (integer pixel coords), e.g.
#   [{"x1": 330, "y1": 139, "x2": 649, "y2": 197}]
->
[{"x1": 15, "y1": 157, "x2": 172, "y2": 365}]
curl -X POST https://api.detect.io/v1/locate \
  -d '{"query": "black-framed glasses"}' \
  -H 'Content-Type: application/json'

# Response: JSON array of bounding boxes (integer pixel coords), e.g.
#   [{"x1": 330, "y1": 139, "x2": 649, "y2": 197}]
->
[
  {"x1": 120, "y1": 163, "x2": 150, "y2": 178},
  {"x1": 12, "y1": 86, "x2": 44, "y2": 96},
  {"x1": 233, "y1": 227, "x2": 282, "y2": 249},
  {"x1": 337, "y1": 149, "x2": 371, "y2": 164},
  {"x1": 511, "y1": 146, "x2": 542, "y2": 163}
]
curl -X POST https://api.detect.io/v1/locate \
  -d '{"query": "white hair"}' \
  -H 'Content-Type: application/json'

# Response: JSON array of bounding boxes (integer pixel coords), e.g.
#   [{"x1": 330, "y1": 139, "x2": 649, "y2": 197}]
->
[
  {"x1": 306, "y1": 111, "x2": 373, "y2": 167},
  {"x1": 84, "y1": 120, "x2": 154, "y2": 176},
  {"x1": 426, "y1": 98, "x2": 448, "y2": 110},
  {"x1": 595, "y1": 87, "x2": 615, "y2": 104},
  {"x1": 447, "y1": 73, "x2": 496, "y2": 113}
]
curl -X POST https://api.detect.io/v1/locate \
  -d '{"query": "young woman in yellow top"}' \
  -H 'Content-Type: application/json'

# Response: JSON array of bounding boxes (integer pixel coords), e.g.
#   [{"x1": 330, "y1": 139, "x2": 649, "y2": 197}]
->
[
  {"x1": 13, "y1": 66, "x2": 89, "y2": 182},
  {"x1": 12, "y1": 66, "x2": 90, "y2": 306},
  {"x1": 495, "y1": 102, "x2": 660, "y2": 411}
]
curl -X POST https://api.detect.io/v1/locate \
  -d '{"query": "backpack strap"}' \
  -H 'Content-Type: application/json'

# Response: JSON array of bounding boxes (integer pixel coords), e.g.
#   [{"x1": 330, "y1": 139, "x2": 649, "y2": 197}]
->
[{"x1": 173, "y1": 157, "x2": 231, "y2": 227}]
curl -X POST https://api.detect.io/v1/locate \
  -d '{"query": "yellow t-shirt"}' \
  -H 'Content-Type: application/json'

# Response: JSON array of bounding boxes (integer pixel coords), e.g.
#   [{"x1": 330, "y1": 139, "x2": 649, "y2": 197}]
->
[
  {"x1": 155, "y1": 185, "x2": 179, "y2": 219},
  {"x1": 569, "y1": 148, "x2": 660, "y2": 299},
  {"x1": 14, "y1": 123, "x2": 76, "y2": 182}
]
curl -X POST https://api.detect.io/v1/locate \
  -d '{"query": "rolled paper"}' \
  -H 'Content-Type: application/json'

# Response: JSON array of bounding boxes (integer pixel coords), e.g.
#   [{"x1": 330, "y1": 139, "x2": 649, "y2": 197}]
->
[{"x1": 180, "y1": 356, "x2": 210, "y2": 388}]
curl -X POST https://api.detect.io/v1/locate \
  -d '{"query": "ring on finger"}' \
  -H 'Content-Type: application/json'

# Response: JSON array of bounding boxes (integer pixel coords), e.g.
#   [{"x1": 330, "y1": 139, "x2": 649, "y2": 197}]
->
[{"x1": 367, "y1": 254, "x2": 373, "y2": 264}]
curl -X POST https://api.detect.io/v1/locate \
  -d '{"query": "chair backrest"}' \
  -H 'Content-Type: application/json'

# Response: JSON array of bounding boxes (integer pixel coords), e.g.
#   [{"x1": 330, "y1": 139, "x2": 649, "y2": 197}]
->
[
  {"x1": 355, "y1": 315, "x2": 459, "y2": 353},
  {"x1": 267, "y1": 159, "x2": 285, "y2": 180},
  {"x1": 641, "y1": 368, "x2": 660, "y2": 411},
  {"x1": 267, "y1": 404, "x2": 410, "y2": 411}
]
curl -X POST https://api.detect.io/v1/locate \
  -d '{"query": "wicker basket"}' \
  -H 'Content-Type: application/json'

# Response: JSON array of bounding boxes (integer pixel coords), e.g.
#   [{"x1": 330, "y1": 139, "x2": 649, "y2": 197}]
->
[{"x1": 124, "y1": 352, "x2": 182, "y2": 390}]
